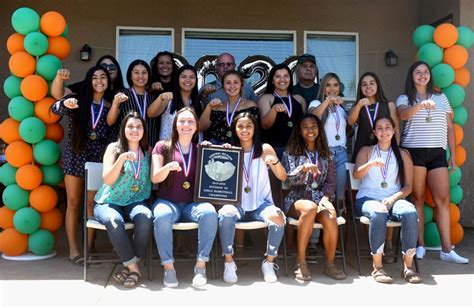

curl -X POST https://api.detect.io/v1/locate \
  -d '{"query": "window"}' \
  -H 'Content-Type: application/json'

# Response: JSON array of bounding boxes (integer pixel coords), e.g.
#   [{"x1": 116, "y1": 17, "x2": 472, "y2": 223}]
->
[
  {"x1": 116, "y1": 27, "x2": 173, "y2": 86},
  {"x1": 305, "y1": 31, "x2": 358, "y2": 100}
]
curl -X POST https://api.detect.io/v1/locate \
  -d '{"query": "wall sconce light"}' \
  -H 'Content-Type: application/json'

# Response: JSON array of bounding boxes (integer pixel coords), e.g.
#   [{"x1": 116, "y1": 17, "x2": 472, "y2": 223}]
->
[
  {"x1": 385, "y1": 50, "x2": 398, "y2": 67},
  {"x1": 80, "y1": 44, "x2": 92, "y2": 61}
]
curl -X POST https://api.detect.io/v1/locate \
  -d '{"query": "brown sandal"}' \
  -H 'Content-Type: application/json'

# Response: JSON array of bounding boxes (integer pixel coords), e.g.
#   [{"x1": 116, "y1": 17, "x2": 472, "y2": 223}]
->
[
  {"x1": 371, "y1": 267, "x2": 393, "y2": 283},
  {"x1": 294, "y1": 262, "x2": 312, "y2": 281},
  {"x1": 402, "y1": 267, "x2": 423, "y2": 284},
  {"x1": 323, "y1": 263, "x2": 346, "y2": 280}
]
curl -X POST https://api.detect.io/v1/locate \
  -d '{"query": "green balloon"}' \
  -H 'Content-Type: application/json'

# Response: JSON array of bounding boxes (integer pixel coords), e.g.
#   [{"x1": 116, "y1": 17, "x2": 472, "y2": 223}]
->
[
  {"x1": 0, "y1": 163, "x2": 18, "y2": 186},
  {"x1": 23, "y1": 32, "x2": 48, "y2": 57},
  {"x1": 424, "y1": 222, "x2": 441, "y2": 247},
  {"x1": 13, "y1": 207, "x2": 41, "y2": 235},
  {"x1": 41, "y1": 164, "x2": 64, "y2": 186},
  {"x1": 33, "y1": 140, "x2": 60, "y2": 165},
  {"x1": 456, "y1": 26, "x2": 473, "y2": 49},
  {"x1": 450, "y1": 185, "x2": 463, "y2": 204},
  {"x1": 417, "y1": 43, "x2": 442, "y2": 67},
  {"x1": 423, "y1": 204, "x2": 434, "y2": 223},
  {"x1": 2, "y1": 184, "x2": 29, "y2": 210},
  {"x1": 28, "y1": 229, "x2": 55, "y2": 255},
  {"x1": 413, "y1": 25, "x2": 435, "y2": 48},
  {"x1": 432, "y1": 63, "x2": 455, "y2": 88},
  {"x1": 19, "y1": 117, "x2": 46, "y2": 144},
  {"x1": 449, "y1": 167, "x2": 462, "y2": 187},
  {"x1": 61, "y1": 24, "x2": 69, "y2": 37},
  {"x1": 8, "y1": 96, "x2": 34, "y2": 121},
  {"x1": 11, "y1": 7, "x2": 40, "y2": 35},
  {"x1": 442, "y1": 84, "x2": 465, "y2": 108},
  {"x1": 453, "y1": 105, "x2": 468, "y2": 126},
  {"x1": 3, "y1": 75, "x2": 23, "y2": 99},
  {"x1": 36, "y1": 55, "x2": 62, "y2": 81}
]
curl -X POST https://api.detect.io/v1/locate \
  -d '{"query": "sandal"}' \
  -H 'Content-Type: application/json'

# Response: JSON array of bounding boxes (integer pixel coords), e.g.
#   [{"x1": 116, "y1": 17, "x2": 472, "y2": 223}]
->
[
  {"x1": 113, "y1": 268, "x2": 130, "y2": 284},
  {"x1": 123, "y1": 271, "x2": 141, "y2": 288},
  {"x1": 294, "y1": 262, "x2": 312, "y2": 281},
  {"x1": 371, "y1": 267, "x2": 393, "y2": 283},
  {"x1": 323, "y1": 263, "x2": 346, "y2": 280},
  {"x1": 402, "y1": 267, "x2": 423, "y2": 284},
  {"x1": 68, "y1": 255, "x2": 84, "y2": 266}
]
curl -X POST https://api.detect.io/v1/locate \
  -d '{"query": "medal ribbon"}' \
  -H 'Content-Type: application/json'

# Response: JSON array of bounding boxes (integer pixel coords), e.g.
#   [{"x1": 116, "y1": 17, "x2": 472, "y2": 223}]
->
[
  {"x1": 243, "y1": 145, "x2": 254, "y2": 186},
  {"x1": 329, "y1": 105, "x2": 340, "y2": 134},
  {"x1": 131, "y1": 148, "x2": 142, "y2": 181},
  {"x1": 131, "y1": 87, "x2": 148, "y2": 120},
  {"x1": 225, "y1": 96, "x2": 242, "y2": 127},
  {"x1": 90, "y1": 98, "x2": 104, "y2": 131},
  {"x1": 176, "y1": 142, "x2": 192, "y2": 179},
  {"x1": 375, "y1": 145, "x2": 392, "y2": 182},
  {"x1": 273, "y1": 91, "x2": 293, "y2": 119},
  {"x1": 305, "y1": 149, "x2": 319, "y2": 183},
  {"x1": 364, "y1": 102, "x2": 379, "y2": 129}
]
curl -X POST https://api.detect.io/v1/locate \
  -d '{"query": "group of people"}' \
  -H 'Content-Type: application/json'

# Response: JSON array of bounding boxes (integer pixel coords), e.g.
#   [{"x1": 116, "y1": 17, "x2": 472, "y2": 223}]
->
[{"x1": 51, "y1": 50, "x2": 468, "y2": 288}]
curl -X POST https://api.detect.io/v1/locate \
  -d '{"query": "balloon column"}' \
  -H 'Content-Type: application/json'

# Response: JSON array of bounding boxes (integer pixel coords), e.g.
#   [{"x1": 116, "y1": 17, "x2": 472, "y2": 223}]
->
[
  {"x1": 413, "y1": 23, "x2": 472, "y2": 247},
  {"x1": 0, "y1": 7, "x2": 69, "y2": 258}
]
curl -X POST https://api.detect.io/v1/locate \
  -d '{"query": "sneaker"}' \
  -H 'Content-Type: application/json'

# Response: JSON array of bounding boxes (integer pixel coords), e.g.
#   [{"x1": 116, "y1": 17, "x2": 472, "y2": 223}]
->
[
  {"x1": 440, "y1": 250, "x2": 469, "y2": 264},
  {"x1": 163, "y1": 268, "x2": 179, "y2": 288},
  {"x1": 416, "y1": 246, "x2": 426, "y2": 260},
  {"x1": 223, "y1": 261, "x2": 238, "y2": 284},
  {"x1": 192, "y1": 266, "x2": 207, "y2": 287},
  {"x1": 261, "y1": 260, "x2": 278, "y2": 283}
]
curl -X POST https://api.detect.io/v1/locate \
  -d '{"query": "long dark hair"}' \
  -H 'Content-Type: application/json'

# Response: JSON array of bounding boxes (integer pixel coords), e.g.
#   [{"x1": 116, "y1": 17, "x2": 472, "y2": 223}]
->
[
  {"x1": 96, "y1": 55, "x2": 125, "y2": 91},
  {"x1": 264, "y1": 63, "x2": 294, "y2": 94},
  {"x1": 356, "y1": 72, "x2": 388, "y2": 103},
  {"x1": 404, "y1": 61, "x2": 435, "y2": 106},
  {"x1": 115, "y1": 111, "x2": 148, "y2": 160},
  {"x1": 285, "y1": 114, "x2": 331, "y2": 158},
  {"x1": 316, "y1": 72, "x2": 343, "y2": 126},
  {"x1": 170, "y1": 65, "x2": 201, "y2": 116},
  {"x1": 126, "y1": 59, "x2": 151, "y2": 88},
  {"x1": 71, "y1": 66, "x2": 111, "y2": 153},
  {"x1": 150, "y1": 51, "x2": 178, "y2": 85},
  {"x1": 230, "y1": 112, "x2": 263, "y2": 159}
]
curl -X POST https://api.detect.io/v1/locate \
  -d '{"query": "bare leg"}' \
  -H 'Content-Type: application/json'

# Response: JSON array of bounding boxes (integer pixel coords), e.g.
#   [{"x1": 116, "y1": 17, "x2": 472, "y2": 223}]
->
[
  {"x1": 427, "y1": 168, "x2": 451, "y2": 252},
  {"x1": 316, "y1": 210, "x2": 338, "y2": 265},
  {"x1": 411, "y1": 166, "x2": 427, "y2": 246},
  {"x1": 289, "y1": 200, "x2": 317, "y2": 264},
  {"x1": 64, "y1": 175, "x2": 84, "y2": 259}
]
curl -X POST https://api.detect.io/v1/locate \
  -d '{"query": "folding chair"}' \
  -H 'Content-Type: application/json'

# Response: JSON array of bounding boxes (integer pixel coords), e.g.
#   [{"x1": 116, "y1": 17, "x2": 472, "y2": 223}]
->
[
  {"x1": 345, "y1": 162, "x2": 419, "y2": 275},
  {"x1": 83, "y1": 162, "x2": 152, "y2": 281}
]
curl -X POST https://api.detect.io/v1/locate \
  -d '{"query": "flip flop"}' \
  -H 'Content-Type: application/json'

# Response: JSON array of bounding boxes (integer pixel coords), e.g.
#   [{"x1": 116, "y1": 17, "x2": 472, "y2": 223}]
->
[{"x1": 69, "y1": 255, "x2": 84, "y2": 266}]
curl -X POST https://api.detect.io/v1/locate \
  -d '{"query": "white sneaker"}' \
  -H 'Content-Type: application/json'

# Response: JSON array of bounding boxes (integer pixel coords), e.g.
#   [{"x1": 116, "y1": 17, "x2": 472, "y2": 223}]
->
[
  {"x1": 440, "y1": 250, "x2": 469, "y2": 264},
  {"x1": 192, "y1": 266, "x2": 207, "y2": 287},
  {"x1": 416, "y1": 246, "x2": 426, "y2": 259},
  {"x1": 261, "y1": 260, "x2": 278, "y2": 283},
  {"x1": 223, "y1": 261, "x2": 238, "y2": 284}
]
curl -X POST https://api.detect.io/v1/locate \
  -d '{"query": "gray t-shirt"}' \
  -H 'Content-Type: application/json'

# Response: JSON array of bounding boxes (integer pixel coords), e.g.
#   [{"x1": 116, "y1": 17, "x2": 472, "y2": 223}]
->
[{"x1": 200, "y1": 79, "x2": 257, "y2": 105}]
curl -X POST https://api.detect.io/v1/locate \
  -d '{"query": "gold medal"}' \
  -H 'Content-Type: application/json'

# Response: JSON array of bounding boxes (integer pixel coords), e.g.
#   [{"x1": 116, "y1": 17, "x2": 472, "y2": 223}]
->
[
  {"x1": 335, "y1": 134, "x2": 340, "y2": 141},
  {"x1": 311, "y1": 181, "x2": 318, "y2": 189},
  {"x1": 287, "y1": 121, "x2": 293, "y2": 128},
  {"x1": 381, "y1": 181, "x2": 388, "y2": 188},
  {"x1": 89, "y1": 131, "x2": 97, "y2": 141},
  {"x1": 182, "y1": 181, "x2": 191, "y2": 190},
  {"x1": 426, "y1": 116, "x2": 432, "y2": 123},
  {"x1": 244, "y1": 186, "x2": 251, "y2": 193},
  {"x1": 226, "y1": 131, "x2": 232, "y2": 138},
  {"x1": 131, "y1": 184, "x2": 139, "y2": 192}
]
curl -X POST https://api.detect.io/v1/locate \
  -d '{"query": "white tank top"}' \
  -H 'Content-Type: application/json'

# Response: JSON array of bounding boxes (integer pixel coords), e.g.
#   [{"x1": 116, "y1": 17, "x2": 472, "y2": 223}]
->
[{"x1": 241, "y1": 153, "x2": 273, "y2": 212}]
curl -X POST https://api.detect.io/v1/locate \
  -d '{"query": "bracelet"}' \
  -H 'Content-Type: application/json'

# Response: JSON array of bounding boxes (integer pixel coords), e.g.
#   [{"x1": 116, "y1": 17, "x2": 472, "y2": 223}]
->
[{"x1": 272, "y1": 159, "x2": 280, "y2": 166}]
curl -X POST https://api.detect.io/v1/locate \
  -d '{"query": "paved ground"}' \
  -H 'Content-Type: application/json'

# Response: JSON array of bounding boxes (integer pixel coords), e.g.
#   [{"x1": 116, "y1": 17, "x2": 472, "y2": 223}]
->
[{"x1": 1, "y1": 226, "x2": 473, "y2": 308}]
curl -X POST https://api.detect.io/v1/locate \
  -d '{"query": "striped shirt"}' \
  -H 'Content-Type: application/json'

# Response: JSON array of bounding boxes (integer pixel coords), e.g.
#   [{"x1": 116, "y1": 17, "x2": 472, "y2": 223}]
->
[{"x1": 396, "y1": 93, "x2": 452, "y2": 149}]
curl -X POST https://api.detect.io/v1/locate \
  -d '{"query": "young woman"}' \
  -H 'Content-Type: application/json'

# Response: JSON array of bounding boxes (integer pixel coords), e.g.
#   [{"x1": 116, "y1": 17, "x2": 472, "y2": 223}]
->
[
  {"x1": 353, "y1": 116, "x2": 421, "y2": 283},
  {"x1": 282, "y1": 114, "x2": 346, "y2": 281},
  {"x1": 396, "y1": 61, "x2": 468, "y2": 264},
  {"x1": 93, "y1": 112, "x2": 152, "y2": 288},
  {"x1": 151, "y1": 108, "x2": 218, "y2": 288},
  {"x1": 148, "y1": 65, "x2": 202, "y2": 140},
  {"x1": 200, "y1": 70, "x2": 258, "y2": 145},
  {"x1": 106, "y1": 59, "x2": 163, "y2": 147},
  {"x1": 258, "y1": 63, "x2": 306, "y2": 159},
  {"x1": 52, "y1": 66, "x2": 115, "y2": 265},
  {"x1": 218, "y1": 112, "x2": 287, "y2": 284},
  {"x1": 149, "y1": 51, "x2": 178, "y2": 94}
]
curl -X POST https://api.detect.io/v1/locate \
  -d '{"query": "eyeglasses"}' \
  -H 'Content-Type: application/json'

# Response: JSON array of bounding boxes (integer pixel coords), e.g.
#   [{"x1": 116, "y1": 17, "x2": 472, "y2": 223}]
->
[
  {"x1": 216, "y1": 62, "x2": 235, "y2": 68},
  {"x1": 100, "y1": 63, "x2": 118, "y2": 71}
]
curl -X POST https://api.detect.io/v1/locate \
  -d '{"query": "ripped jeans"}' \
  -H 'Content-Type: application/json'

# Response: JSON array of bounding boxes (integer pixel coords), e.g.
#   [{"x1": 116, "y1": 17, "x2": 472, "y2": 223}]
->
[
  {"x1": 218, "y1": 202, "x2": 285, "y2": 257},
  {"x1": 355, "y1": 197, "x2": 418, "y2": 256}
]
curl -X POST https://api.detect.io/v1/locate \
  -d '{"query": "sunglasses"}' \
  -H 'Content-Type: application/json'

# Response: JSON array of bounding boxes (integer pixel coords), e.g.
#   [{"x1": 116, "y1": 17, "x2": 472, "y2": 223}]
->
[
  {"x1": 216, "y1": 62, "x2": 235, "y2": 68},
  {"x1": 101, "y1": 63, "x2": 118, "y2": 71}
]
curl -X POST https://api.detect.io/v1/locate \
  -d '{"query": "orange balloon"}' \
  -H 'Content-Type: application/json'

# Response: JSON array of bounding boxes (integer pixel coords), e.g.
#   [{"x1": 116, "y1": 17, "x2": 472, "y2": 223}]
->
[
  {"x1": 45, "y1": 123, "x2": 64, "y2": 142},
  {"x1": 449, "y1": 203, "x2": 460, "y2": 224},
  {"x1": 6, "y1": 33, "x2": 25, "y2": 55},
  {"x1": 0, "y1": 206, "x2": 15, "y2": 229},
  {"x1": 21, "y1": 75, "x2": 48, "y2": 101},
  {"x1": 1, "y1": 118, "x2": 21, "y2": 144},
  {"x1": 30, "y1": 185, "x2": 58, "y2": 212},
  {"x1": 16, "y1": 164, "x2": 43, "y2": 190},
  {"x1": 40, "y1": 11, "x2": 66, "y2": 37},
  {"x1": 46, "y1": 36, "x2": 71, "y2": 60},
  {"x1": 35, "y1": 97, "x2": 61, "y2": 124},
  {"x1": 5, "y1": 141, "x2": 33, "y2": 167},
  {"x1": 454, "y1": 67, "x2": 470, "y2": 87},
  {"x1": 450, "y1": 222, "x2": 464, "y2": 245},
  {"x1": 455, "y1": 145, "x2": 466, "y2": 167},
  {"x1": 453, "y1": 124, "x2": 464, "y2": 145},
  {"x1": 8, "y1": 51, "x2": 36, "y2": 78},
  {"x1": 425, "y1": 186, "x2": 434, "y2": 207},
  {"x1": 434, "y1": 23, "x2": 459, "y2": 48},
  {"x1": 40, "y1": 208, "x2": 63, "y2": 232},
  {"x1": 0, "y1": 228, "x2": 28, "y2": 256},
  {"x1": 443, "y1": 45, "x2": 468, "y2": 69}
]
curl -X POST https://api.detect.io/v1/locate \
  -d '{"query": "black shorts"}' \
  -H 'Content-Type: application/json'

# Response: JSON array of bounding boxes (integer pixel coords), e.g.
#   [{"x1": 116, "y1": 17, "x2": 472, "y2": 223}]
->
[{"x1": 404, "y1": 147, "x2": 448, "y2": 171}]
